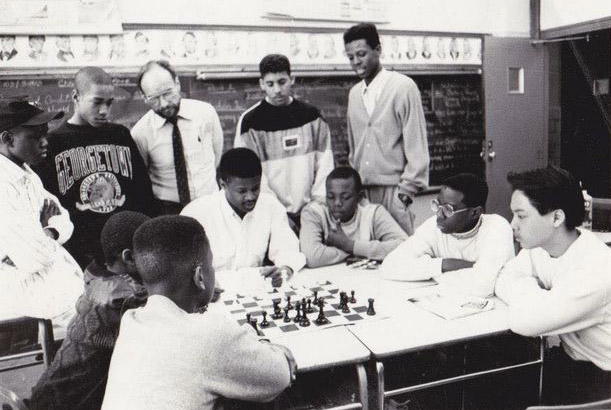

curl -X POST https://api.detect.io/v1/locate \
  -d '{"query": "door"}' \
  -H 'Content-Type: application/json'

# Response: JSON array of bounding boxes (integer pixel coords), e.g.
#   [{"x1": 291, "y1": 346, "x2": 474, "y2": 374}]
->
[{"x1": 483, "y1": 37, "x2": 549, "y2": 219}]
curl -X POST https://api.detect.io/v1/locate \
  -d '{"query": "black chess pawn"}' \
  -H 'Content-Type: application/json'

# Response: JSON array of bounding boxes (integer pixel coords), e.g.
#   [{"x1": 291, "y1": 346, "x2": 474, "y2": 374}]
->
[
  {"x1": 260, "y1": 311, "x2": 270, "y2": 328},
  {"x1": 367, "y1": 298, "x2": 376, "y2": 315},
  {"x1": 286, "y1": 296, "x2": 293, "y2": 310},
  {"x1": 315, "y1": 299, "x2": 329, "y2": 325},
  {"x1": 302, "y1": 297, "x2": 307, "y2": 307},
  {"x1": 293, "y1": 302, "x2": 302, "y2": 323},
  {"x1": 300, "y1": 308, "x2": 310, "y2": 327},
  {"x1": 271, "y1": 301, "x2": 283, "y2": 319},
  {"x1": 305, "y1": 298, "x2": 314, "y2": 313},
  {"x1": 349, "y1": 290, "x2": 357, "y2": 304},
  {"x1": 313, "y1": 290, "x2": 319, "y2": 304},
  {"x1": 283, "y1": 306, "x2": 291, "y2": 323}
]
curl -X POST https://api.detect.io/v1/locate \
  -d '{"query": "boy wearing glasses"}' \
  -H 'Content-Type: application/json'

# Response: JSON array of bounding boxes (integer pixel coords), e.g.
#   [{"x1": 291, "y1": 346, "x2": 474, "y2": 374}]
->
[
  {"x1": 381, "y1": 173, "x2": 514, "y2": 297},
  {"x1": 132, "y1": 60, "x2": 223, "y2": 214}
]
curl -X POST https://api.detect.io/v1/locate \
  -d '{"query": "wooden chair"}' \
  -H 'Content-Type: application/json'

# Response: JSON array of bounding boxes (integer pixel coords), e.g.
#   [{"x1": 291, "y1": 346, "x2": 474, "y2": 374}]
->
[
  {"x1": 526, "y1": 398, "x2": 611, "y2": 410},
  {"x1": 0, "y1": 317, "x2": 55, "y2": 373},
  {"x1": 0, "y1": 385, "x2": 29, "y2": 410}
]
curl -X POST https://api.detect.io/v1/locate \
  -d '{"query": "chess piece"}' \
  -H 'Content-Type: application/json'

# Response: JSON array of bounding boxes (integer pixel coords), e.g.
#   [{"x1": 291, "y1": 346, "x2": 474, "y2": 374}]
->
[
  {"x1": 246, "y1": 313, "x2": 251, "y2": 324},
  {"x1": 250, "y1": 317, "x2": 258, "y2": 332},
  {"x1": 300, "y1": 308, "x2": 310, "y2": 327},
  {"x1": 350, "y1": 290, "x2": 357, "y2": 304},
  {"x1": 367, "y1": 298, "x2": 376, "y2": 315},
  {"x1": 313, "y1": 290, "x2": 318, "y2": 304},
  {"x1": 286, "y1": 296, "x2": 293, "y2": 310},
  {"x1": 293, "y1": 302, "x2": 302, "y2": 323},
  {"x1": 342, "y1": 294, "x2": 350, "y2": 313},
  {"x1": 283, "y1": 306, "x2": 291, "y2": 323},
  {"x1": 272, "y1": 300, "x2": 283, "y2": 319},
  {"x1": 302, "y1": 297, "x2": 306, "y2": 307},
  {"x1": 260, "y1": 311, "x2": 270, "y2": 328},
  {"x1": 305, "y1": 298, "x2": 314, "y2": 313},
  {"x1": 315, "y1": 299, "x2": 329, "y2": 325},
  {"x1": 338, "y1": 292, "x2": 346, "y2": 309}
]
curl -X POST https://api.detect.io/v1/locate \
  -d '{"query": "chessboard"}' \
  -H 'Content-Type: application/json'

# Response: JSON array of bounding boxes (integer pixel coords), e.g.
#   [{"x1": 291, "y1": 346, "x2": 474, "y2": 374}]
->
[{"x1": 220, "y1": 281, "x2": 379, "y2": 338}]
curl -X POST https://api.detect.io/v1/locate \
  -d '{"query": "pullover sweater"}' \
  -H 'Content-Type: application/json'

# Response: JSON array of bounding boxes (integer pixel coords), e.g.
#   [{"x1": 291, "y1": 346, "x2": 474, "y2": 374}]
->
[
  {"x1": 495, "y1": 229, "x2": 611, "y2": 371},
  {"x1": 235, "y1": 98, "x2": 334, "y2": 213},
  {"x1": 381, "y1": 214, "x2": 515, "y2": 297}
]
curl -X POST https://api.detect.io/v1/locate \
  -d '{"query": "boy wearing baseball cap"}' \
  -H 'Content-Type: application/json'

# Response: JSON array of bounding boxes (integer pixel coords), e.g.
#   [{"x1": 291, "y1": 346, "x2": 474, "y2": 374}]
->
[{"x1": 0, "y1": 98, "x2": 83, "y2": 324}]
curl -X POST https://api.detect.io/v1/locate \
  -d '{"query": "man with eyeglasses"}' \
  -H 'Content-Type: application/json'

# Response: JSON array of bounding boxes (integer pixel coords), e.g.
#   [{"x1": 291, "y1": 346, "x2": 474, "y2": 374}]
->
[
  {"x1": 131, "y1": 60, "x2": 223, "y2": 215},
  {"x1": 381, "y1": 173, "x2": 514, "y2": 297}
]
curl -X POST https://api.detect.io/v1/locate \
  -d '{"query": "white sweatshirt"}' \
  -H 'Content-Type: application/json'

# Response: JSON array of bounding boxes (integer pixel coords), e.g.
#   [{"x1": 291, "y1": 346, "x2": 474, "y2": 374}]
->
[
  {"x1": 495, "y1": 229, "x2": 611, "y2": 371},
  {"x1": 381, "y1": 214, "x2": 515, "y2": 297}
]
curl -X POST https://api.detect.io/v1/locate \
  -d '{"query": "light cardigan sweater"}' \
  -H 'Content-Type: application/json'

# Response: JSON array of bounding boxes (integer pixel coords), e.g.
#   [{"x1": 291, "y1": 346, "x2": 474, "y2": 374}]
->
[
  {"x1": 101, "y1": 295, "x2": 291, "y2": 410},
  {"x1": 300, "y1": 199, "x2": 407, "y2": 268},
  {"x1": 347, "y1": 70, "x2": 429, "y2": 198},
  {"x1": 380, "y1": 214, "x2": 515, "y2": 297},
  {"x1": 495, "y1": 229, "x2": 611, "y2": 371}
]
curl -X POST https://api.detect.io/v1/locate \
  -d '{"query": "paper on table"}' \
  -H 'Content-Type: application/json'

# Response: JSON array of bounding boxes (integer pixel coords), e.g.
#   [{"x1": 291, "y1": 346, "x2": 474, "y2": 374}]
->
[{"x1": 407, "y1": 293, "x2": 495, "y2": 320}]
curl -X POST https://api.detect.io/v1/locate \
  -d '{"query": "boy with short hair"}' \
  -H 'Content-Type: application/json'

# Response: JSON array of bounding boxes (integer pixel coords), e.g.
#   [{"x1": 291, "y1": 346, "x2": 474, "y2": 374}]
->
[
  {"x1": 28, "y1": 211, "x2": 149, "y2": 410},
  {"x1": 101, "y1": 215, "x2": 295, "y2": 410},
  {"x1": 495, "y1": 166, "x2": 611, "y2": 404},
  {"x1": 182, "y1": 148, "x2": 305, "y2": 286},
  {"x1": 235, "y1": 54, "x2": 334, "y2": 231},
  {"x1": 343, "y1": 23, "x2": 429, "y2": 235},
  {"x1": 300, "y1": 166, "x2": 407, "y2": 268},
  {"x1": 36, "y1": 66, "x2": 155, "y2": 268},
  {"x1": 381, "y1": 173, "x2": 514, "y2": 297},
  {"x1": 0, "y1": 98, "x2": 83, "y2": 323}
]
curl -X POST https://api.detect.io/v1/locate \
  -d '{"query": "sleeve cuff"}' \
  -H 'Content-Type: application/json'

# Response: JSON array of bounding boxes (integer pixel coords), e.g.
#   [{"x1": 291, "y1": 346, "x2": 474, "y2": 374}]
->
[
  {"x1": 428, "y1": 258, "x2": 444, "y2": 278},
  {"x1": 47, "y1": 214, "x2": 73, "y2": 245},
  {"x1": 352, "y1": 241, "x2": 369, "y2": 258}
]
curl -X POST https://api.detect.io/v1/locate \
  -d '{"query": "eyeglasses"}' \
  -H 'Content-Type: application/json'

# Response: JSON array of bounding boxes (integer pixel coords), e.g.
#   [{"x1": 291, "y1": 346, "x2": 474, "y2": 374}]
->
[
  {"x1": 431, "y1": 199, "x2": 470, "y2": 218},
  {"x1": 143, "y1": 88, "x2": 178, "y2": 106}
]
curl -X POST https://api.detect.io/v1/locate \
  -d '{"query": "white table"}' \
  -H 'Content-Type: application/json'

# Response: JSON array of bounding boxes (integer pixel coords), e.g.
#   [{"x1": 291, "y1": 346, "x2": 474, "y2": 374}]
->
[
  {"x1": 292, "y1": 264, "x2": 544, "y2": 410},
  {"x1": 214, "y1": 264, "x2": 544, "y2": 410}
]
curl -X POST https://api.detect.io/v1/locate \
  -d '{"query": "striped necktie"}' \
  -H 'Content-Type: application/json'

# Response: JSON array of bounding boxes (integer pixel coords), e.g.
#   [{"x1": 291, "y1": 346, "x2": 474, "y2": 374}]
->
[{"x1": 168, "y1": 117, "x2": 191, "y2": 205}]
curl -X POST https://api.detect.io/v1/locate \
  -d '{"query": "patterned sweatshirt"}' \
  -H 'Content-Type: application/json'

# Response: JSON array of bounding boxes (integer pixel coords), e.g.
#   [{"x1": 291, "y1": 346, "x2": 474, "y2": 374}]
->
[
  {"x1": 235, "y1": 98, "x2": 334, "y2": 214},
  {"x1": 28, "y1": 261, "x2": 147, "y2": 410}
]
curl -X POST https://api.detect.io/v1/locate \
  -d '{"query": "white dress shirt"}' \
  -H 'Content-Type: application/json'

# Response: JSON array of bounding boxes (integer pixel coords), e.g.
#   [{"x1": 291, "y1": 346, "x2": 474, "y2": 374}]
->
[
  {"x1": 181, "y1": 190, "x2": 305, "y2": 273},
  {"x1": 381, "y1": 214, "x2": 515, "y2": 297},
  {"x1": 131, "y1": 98, "x2": 223, "y2": 203},
  {"x1": 360, "y1": 68, "x2": 391, "y2": 116},
  {"x1": 0, "y1": 154, "x2": 83, "y2": 320}
]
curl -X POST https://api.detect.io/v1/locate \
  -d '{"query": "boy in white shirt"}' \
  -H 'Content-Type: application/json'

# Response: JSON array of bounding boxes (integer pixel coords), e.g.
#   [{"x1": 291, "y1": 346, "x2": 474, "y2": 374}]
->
[
  {"x1": 102, "y1": 215, "x2": 295, "y2": 410},
  {"x1": 182, "y1": 148, "x2": 305, "y2": 287},
  {"x1": 0, "y1": 98, "x2": 83, "y2": 324},
  {"x1": 495, "y1": 166, "x2": 611, "y2": 404},
  {"x1": 381, "y1": 173, "x2": 514, "y2": 297}
]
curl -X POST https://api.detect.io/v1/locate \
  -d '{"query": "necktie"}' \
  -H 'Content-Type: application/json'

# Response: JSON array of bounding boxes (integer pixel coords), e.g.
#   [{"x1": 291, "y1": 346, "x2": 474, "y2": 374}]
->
[{"x1": 168, "y1": 117, "x2": 191, "y2": 205}]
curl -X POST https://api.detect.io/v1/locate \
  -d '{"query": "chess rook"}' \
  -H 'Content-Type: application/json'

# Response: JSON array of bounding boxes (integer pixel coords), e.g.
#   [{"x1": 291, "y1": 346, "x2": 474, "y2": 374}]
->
[{"x1": 367, "y1": 298, "x2": 376, "y2": 315}]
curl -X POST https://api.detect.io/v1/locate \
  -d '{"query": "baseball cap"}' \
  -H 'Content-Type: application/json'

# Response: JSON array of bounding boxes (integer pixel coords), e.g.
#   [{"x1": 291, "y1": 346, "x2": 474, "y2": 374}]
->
[{"x1": 0, "y1": 98, "x2": 64, "y2": 132}]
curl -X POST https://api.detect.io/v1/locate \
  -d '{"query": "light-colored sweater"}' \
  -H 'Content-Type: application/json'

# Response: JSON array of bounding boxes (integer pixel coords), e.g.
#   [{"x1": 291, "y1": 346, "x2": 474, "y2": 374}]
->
[
  {"x1": 495, "y1": 229, "x2": 611, "y2": 371},
  {"x1": 347, "y1": 70, "x2": 429, "y2": 198},
  {"x1": 300, "y1": 199, "x2": 407, "y2": 268},
  {"x1": 381, "y1": 214, "x2": 515, "y2": 297},
  {"x1": 101, "y1": 295, "x2": 291, "y2": 410}
]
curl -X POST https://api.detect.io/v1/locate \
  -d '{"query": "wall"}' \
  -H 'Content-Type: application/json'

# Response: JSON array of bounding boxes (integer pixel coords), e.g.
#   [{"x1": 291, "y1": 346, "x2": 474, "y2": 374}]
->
[
  {"x1": 117, "y1": 0, "x2": 530, "y2": 37},
  {"x1": 541, "y1": 0, "x2": 611, "y2": 31}
]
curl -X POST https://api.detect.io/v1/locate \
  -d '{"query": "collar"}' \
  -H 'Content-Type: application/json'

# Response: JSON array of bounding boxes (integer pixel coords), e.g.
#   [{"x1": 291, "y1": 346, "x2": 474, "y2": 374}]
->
[
  {"x1": 450, "y1": 215, "x2": 483, "y2": 240},
  {"x1": 150, "y1": 99, "x2": 193, "y2": 130},
  {"x1": 219, "y1": 189, "x2": 254, "y2": 221},
  {"x1": 264, "y1": 96, "x2": 294, "y2": 107},
  {"x1": 330, "y1": 198, "x2": 368, "y2": 228},
  {"x1": 361, "y1": 68, "x2": 389, "y2": 94},
  {"x1": 0, "y1": 154, "x2": 32, "y2": 184}
]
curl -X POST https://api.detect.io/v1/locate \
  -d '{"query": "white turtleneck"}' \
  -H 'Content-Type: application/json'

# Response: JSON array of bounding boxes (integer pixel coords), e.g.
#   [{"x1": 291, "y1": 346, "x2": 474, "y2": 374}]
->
[{"x1": 380, "y1": 214, "x2": 515, "y2": 297}]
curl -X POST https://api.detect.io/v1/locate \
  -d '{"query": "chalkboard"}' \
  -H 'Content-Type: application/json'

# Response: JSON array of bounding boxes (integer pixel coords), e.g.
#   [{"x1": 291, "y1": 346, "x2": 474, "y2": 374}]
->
[{"x1": 0, "y1": 74, "x2": 483, "y2": 186}]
